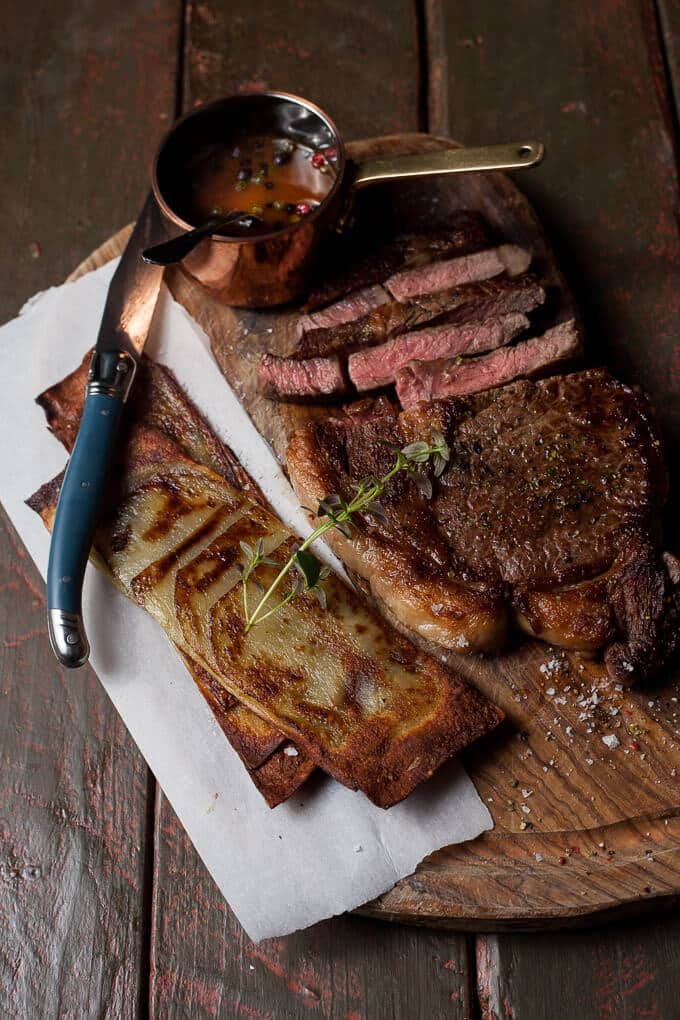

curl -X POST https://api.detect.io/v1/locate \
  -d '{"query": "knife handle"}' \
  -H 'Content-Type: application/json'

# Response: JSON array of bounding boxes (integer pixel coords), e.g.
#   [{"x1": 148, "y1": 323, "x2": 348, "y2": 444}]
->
[{"x1": 47, "y1": 350, "x2": 136, "y2": 668}]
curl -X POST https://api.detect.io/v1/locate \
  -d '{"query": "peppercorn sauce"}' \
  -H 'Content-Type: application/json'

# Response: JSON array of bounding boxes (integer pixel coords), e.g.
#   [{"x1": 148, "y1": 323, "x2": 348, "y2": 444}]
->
[{"x1": 189, "y1": 135, "x2": 337, "y2": 234}]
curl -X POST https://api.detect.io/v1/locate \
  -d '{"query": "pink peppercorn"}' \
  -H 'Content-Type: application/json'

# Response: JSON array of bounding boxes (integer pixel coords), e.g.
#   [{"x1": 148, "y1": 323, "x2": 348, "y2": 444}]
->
[
  {"x1": 296, "y1": 202, "x2": 312, "y2": 216},
  {"x1": 311, "y1": 152, "x2": 326, "y2": 169}
]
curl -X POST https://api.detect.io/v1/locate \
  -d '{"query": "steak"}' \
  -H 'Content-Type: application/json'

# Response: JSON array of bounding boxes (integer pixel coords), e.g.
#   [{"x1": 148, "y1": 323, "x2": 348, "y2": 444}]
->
[
  {"x1": 348, "y1": 313, "x2": 529, "y2": 392},
  {"x1": 396, "y1": 319, "x2": 581, "y2": 407},
  {"x1": 302, "y1": 211, "x2": 492, "y2": 311},
  {"x1": 286, "y1": 369, "x2": 679, "y2": 685},
  {"x1": 296, "y1": 285, "x2": 389, "y2": 337},
  {"x1": 295, "y1": 273, "x2": 546, "y2": 360},
  {"x1": 385, "y1": 245, "x2": 531, "y2": 301},
  {"x1": 257, "y1": 352, "x2": 348, "y2": 402}
]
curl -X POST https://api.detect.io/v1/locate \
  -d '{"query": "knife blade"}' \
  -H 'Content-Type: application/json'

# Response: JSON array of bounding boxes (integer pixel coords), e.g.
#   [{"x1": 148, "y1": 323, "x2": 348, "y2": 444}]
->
[{"x1": 47, "y1": 193, "x2": 165, "y2": 667}]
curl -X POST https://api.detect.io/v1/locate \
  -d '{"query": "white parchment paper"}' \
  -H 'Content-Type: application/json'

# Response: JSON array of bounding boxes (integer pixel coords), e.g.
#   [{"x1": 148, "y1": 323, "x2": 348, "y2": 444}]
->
[{"x1": 0, "y1": 261, "x2": 492, "y2": 941}]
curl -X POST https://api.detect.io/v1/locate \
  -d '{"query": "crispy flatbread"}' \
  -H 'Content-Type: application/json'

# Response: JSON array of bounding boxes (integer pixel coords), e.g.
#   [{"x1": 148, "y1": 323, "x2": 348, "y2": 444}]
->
[
  {"x1": 34, "y1": 355, "x2": 312, "y2": 807},
  {"x1": 32, "y1": 357, "x2": 503, "y2": 807}
]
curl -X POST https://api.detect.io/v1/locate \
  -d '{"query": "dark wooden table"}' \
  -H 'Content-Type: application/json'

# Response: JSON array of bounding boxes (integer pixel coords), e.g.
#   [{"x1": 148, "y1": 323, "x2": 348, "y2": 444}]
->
[{"x1": 2, "y1": 2, "x2": 680, "y2": 1017}]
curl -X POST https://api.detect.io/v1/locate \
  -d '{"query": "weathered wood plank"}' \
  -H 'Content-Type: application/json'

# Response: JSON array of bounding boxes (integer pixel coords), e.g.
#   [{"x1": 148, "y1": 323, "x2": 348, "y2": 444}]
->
[
  {"x1": 430, "y1": 0, "x2": 680, "y2": 1011},
  {"x1": 149, "y1": 796, "x2": 475, "y2": 1020},
  {"x1": 477, "y1": 916, "x2": 680, "y2": 1020},
  {"x1": 657, "y1": 0, "x2": 680, "y2": 124},
  {"x1": 0, "y1": 1, "x2": 181, "y2": 1016},
  {"x1": 0, "y1": 0, "x2": 180, "y2": 323},
  {"x1": 148, "y1": 5, "x2": 477, "y2": 1017},
  {"x1": 430, "y1": 0, "x2": 680, "y2": 459},
  {"x1": 182, "y1": 0, "x2": 420, "y2": 138}
]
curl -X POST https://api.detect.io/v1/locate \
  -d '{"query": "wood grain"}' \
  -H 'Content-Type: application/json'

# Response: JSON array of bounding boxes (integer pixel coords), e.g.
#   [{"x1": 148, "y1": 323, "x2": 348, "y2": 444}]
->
[
  {"x1": 150, "y1": 796, "x2": 476, "y2": 1019},
  {"x1": 145, "y1": 11, "x2": 481, "y2": 1020},
  {"x1": 476, "y1": 913, "x2": 680, "y2": 1020},
  {"x1": 162, "y1": 131, "x2": 680, "y2": 927},
  {"x1": 182, "y1": 0, "x2": 420, "y2": 139},
  {"x1": 0, "y1": 2, "x2": 180, "y2": 1016},
  {"x1": 428, "y1": 0, "x2": 680, "y2": 499}
]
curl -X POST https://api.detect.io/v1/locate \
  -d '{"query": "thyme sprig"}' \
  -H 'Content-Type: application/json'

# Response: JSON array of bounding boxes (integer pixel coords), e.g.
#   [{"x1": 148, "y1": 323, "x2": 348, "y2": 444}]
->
[{"x1": 239, "y1": 428, "x2": 450, "y2": 631}]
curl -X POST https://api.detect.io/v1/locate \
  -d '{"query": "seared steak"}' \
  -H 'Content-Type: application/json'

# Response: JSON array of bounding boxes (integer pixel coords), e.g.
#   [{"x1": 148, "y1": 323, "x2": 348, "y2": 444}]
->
[
  {"x1": 348, "y1": 313, "x2": 529, "y2": 392},
  {"x1": 286, "y1": 369, "x2": 679, "y2": 685},
  {"x1": 295, "y1": 273, "x2": 546, "y2": 360},
  {"x1": 385, "y1": 245, "x2": 531, "y2": 301},
  {"x1": 396, "y1": 319, "x2": 581, "y2": 406},
  {"x1": 296, "y1": 285, "x2": 389, "y2": 337},
  {"x1": 257, "y1": 352, "x2": 348, "y2": 402},
  {"x1": 302, "y1": 211, "x2": 492, "y2": 311}
]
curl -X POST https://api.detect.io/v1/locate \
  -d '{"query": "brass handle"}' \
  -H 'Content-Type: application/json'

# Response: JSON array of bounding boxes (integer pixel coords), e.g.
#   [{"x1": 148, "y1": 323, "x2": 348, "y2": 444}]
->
[{"x1": 351, "y1": 140, "x2": 545, "y2": 190}]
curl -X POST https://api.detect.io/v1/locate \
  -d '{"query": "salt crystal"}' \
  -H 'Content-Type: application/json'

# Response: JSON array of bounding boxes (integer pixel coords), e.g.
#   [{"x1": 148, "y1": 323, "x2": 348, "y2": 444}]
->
[
  {"x1": 546, "y1": 687, "x2": 556, "y2": 696},
  {"x1": 521, "y1": 804, "x2": 531, "y2": 815},
  {"x1": 521, "y1": 789, "x2": 533, "y2": 798},
  {"x1": 283, "y1": 746, "x2": 299, "y2": 757},
  {"x1": 586, "y1": 758, "x2": 594, "y2": 766},
  {"x1": 602, "y1": 734, "x2": 620, "y2": 750},
  {"x1": 534, "y1": 853, "x2": 543, "y2": 863},
  {"x1": 565, "y1": 726, "x2": 574, "y2": 737}
]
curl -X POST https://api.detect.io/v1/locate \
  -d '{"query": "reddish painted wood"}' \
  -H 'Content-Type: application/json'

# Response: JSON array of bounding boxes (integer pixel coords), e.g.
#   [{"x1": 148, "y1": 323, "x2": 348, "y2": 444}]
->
[
  {"x1": 429, "y1": 0, "x2": 680, "y2": 464},
  {"x1": 477, "y1": 917, "x2": 680, "y2": 1020},
  {"x1": 658, "y1": 0, "x2": 680, "y2": 119},
  {"x1": 149, "y1": 796, "x2": 475, "y2": 1020},
  {"x1": 430, "y1": 0, "x2": 680, "y2": 1012},
  {"x1": 182, "y1": 0, "x2": 420, "y2": 138},
  {"x1": 0, "y1": 1, "x2": 180, "y2": 1016},
  {"x1": 147, "y1": 5, "x2": 477, "y2": 1018}
]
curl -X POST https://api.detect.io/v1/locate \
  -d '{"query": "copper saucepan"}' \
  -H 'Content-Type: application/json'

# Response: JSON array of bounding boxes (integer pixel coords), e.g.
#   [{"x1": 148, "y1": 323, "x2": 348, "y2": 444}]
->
[{"x1": 151, "y1": 91, "x2": 544, "y2": 308}]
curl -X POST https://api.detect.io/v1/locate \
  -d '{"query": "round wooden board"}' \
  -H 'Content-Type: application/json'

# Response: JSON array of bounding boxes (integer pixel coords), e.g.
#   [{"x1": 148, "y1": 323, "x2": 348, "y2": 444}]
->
[{"x1": 69, "y1": 134, "x2": 680, "y2": 931}]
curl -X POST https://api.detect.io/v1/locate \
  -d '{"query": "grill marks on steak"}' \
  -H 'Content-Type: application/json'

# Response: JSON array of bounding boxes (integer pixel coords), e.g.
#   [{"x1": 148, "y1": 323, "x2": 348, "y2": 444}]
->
[
  {"x1": 396, "y1": 319, "x2": 581, "y2": 407},
  {"x1": 302, "y1": 210, "x2": 492, "y2": 311},
  {"x1": 286, "y1": 369, "x2": 678, "y2": 684}
]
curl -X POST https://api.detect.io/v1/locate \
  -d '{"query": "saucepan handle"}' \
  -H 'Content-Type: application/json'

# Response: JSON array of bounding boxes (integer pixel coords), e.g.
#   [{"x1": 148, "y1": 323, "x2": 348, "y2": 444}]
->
[{"x1": 350, "y1": 140, "x2": 545, "y2": 190}]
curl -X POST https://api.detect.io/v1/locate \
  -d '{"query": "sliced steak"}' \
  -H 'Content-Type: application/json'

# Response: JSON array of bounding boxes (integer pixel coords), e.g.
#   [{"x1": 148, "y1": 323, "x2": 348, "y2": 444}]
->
[
  {"x1": 296, "y1": 273, "x2": 546, "y2": 360},
  {"x1": 296, "y1": 285, "x2": 389, "y2": 337},
  {"x1": 348, "y1": 313, "x2": 529, "y2": 392},
  {"x1": 385, "y1": 245, "x2": 531, "y2": 301},
  {"x1": 286, "y1": 369, "x2": 676, "y2": 684},
  {"x1": 257, "y1": 352, "x2": 348, "y2": 402},
  {"x1": 302, "y1": 210, "x2": 492, "y2": 311},
  {"x1": 396, "y1": 319, "x2": 580, "y2": 407}
]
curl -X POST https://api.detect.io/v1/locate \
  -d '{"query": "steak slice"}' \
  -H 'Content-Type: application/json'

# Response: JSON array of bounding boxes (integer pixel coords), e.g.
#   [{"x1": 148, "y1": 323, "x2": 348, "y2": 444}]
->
[
  {"x1": 302, "y1": 210, "x2": 492, "y2": 311},
  {"x1": 296, "y1": 284, "x2": 389, "y2": 337},
  {"x1": 385, "y1": 245, "x2": 531, "y2": 301},
  {"x1": 348, "y1": 313, "x2": 529, "y2": 392},
  {"x1": 286, "y1": 369, "x2": 678, "y2": 684},
  {"x1": 396, "y1": 319, "x2": 581, "y2": 407},
  {"x1": 257, "y1": 352, "x2": 348, "y2": 402},
  {"x1": 296, "y1": 273, "x2": 546, "y2": 360}
]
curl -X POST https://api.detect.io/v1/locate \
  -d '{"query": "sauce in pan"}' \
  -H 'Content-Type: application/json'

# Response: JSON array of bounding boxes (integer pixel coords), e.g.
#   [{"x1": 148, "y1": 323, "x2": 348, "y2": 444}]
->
[{"x1": 189, "y1": 135, "x2": 338, "y2": 234}]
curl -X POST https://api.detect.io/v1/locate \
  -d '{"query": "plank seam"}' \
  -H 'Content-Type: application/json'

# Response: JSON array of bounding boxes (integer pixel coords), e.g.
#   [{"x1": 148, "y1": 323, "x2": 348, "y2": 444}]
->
[
  {"x1": 134, "y1": 769, "x2": 156, "y2": 1020},
  {"x1": 175, "y1": 0, "x2": 189, "y2": 120},
  {"x1": 414, "y1": 0, "x2": 429, "y2": 133},
  {"x1": 649, "y1": 0, "x2": 680, "y2": 173}
]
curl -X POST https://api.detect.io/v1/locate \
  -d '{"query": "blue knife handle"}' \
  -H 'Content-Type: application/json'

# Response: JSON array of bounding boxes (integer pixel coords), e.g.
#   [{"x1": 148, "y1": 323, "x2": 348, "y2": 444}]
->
[{"x1": 47, "y1": 350, "x2": 136, "y2": 667}]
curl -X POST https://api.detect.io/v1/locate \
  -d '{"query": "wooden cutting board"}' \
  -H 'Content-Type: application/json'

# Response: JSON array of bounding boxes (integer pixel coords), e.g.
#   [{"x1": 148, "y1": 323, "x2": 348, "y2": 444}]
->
[{"x1": 70, "y1": 134, "x2": 680, "y2": 930}]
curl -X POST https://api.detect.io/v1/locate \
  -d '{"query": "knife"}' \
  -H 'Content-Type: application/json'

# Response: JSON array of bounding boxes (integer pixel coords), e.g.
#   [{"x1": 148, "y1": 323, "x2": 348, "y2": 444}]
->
[{"x1": 47, "y1": 194, "x2": 165, "y2": 668}]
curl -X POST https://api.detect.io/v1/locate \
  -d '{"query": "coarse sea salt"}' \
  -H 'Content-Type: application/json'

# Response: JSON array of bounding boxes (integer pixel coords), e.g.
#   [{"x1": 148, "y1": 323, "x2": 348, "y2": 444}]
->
[{"x1": 602, "y1": 734, "x2": 620, "y2": 750}]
